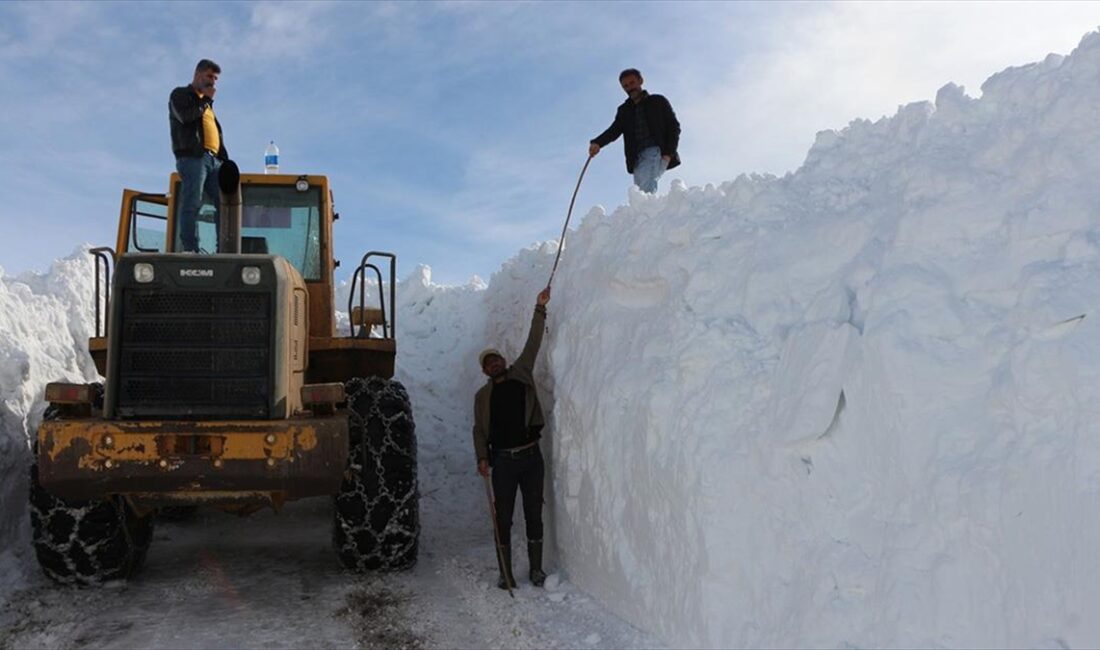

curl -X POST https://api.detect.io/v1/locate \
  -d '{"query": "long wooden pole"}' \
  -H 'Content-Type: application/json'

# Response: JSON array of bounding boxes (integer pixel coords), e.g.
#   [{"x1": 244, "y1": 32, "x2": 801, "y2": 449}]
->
[
  {"x1": 482, "y1": 474, "x2": 514, "y2": 598},
  {"x1": 546, "y1": 155, "x2": 594, "y2": 289}
]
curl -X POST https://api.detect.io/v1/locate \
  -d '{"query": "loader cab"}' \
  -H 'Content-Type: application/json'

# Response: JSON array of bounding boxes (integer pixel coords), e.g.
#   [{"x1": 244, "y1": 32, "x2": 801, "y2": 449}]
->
[
  {"x1": 98, "y1": 171, "x2": 397, "y2": 384},
  {"x1": 164, "y1": 178, "x2": 323, "y2": 280},
  {"x1": 114, "y1": 173, "x2": 338, "y2": 338}
]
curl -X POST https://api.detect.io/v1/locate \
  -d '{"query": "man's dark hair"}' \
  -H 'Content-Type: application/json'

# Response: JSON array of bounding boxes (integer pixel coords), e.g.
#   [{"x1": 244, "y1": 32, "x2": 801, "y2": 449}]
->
[
  {"x1": 619, "y1": 68, "x2": 642, "y2": 82},
  {"x1": 195, "y1": 59, "x2": 221, "y2": 74}
]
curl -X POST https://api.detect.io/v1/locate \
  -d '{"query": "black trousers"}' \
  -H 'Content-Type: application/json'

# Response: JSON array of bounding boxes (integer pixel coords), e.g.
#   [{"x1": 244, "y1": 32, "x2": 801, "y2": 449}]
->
[{"x1": 491, "y1": 447, "x2": 544, "y2": 543}]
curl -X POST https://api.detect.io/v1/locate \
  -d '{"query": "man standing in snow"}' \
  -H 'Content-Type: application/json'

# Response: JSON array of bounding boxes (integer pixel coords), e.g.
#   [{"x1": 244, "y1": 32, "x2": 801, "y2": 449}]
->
[
  {"x1": 169, "y1": 59, "x2": 228, "y2": 253},
  {"x1": 589, "y1": 68, "x2": 681, "y2": 193},
  {"x1": 473, "y1": 287, "x2": 551, "y2": 590}
]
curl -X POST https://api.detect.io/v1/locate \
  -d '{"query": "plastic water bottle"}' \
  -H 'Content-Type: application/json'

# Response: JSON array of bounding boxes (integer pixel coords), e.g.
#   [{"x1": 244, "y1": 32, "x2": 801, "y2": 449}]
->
[{"x1": 264, "y1": 140, "x2": 279, "y2": 174}]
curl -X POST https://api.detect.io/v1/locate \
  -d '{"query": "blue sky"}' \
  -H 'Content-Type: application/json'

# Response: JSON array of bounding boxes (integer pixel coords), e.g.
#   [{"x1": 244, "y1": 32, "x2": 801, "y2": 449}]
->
[{"x1": 1, "y1": 1, "x2": 1098, "y2": 285}]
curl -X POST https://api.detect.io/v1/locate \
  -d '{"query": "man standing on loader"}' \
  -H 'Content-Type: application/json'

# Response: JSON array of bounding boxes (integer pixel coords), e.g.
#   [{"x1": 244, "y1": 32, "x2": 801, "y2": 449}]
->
[
  {"x1": 589, "y1": 68, "x2": 681, "y2": 194},
  {"x1": 473, "y1": 287, "x2": 552, "y2": 589},
  {"x1": 169, "y1": 59, "x2": 228, "y2": 252}
]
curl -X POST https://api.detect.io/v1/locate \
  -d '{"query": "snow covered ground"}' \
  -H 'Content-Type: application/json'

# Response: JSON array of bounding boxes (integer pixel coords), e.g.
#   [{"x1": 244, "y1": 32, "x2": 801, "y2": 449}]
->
[
  {"x1": 0, "y1": 497, "x2": 657, "y2": 649},
  {"x1": 6, "y1": 29, "x2": 1100, "y2": 650}
]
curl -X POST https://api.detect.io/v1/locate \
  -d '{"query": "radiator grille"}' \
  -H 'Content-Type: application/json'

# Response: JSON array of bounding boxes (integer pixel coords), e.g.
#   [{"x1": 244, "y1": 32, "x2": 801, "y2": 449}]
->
[
  {"x1": 123, "y1": 349, "x2": 268, "y2": 374},
  {"x1": 123, "y1": 320, "x2": 268, "y2": 346},
  {"x1": 115, "y1": 290, "x2": 272, "y2": 418},
  {"x1": 128, "y1": 292, "x2": 267, "y2": 315}
]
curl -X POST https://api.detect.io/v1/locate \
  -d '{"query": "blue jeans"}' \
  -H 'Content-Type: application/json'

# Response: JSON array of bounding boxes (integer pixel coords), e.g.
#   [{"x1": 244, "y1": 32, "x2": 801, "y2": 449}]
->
[
  {"x1": 633, "y1": 146, "x2": 668, "y2": 193},
  {"x1": 175, "y1": 152, "x2": 222, "y2": 252}
]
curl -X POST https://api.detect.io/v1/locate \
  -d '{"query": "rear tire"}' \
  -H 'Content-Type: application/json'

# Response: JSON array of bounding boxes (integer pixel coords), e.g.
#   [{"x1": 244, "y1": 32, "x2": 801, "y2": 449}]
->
[
  {"x1": 30, "y1": 391, "x2": 155, "y2": 585},
  {"x1": 334, "y1": 377, "x2": 419, "y2": 571}
]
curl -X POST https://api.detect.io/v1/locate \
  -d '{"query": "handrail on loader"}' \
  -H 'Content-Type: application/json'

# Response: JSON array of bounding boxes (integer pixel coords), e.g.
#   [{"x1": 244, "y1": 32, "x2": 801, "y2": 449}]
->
[
  {"x1": 348, "y1": 251, "x2": 396, "y2": 339},
  {"x1": 90, "y1": 247, "x2": 115, "y2": 338}
]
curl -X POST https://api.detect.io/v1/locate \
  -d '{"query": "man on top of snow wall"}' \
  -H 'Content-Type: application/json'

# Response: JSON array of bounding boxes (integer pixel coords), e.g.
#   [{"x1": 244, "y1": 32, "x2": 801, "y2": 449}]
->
[{"x1": 589, "y1": 68, "x2": 681, "y2": 194}]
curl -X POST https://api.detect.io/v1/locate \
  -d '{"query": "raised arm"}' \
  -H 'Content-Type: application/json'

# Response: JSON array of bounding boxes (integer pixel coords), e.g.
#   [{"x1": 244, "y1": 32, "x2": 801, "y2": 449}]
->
[{"x1": 513, "y1": 287, "x2": 550, "y2": 373}]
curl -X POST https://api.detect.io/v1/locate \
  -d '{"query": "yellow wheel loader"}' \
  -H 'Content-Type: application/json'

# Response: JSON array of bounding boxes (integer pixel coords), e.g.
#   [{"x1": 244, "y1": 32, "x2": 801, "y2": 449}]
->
[{"x1": 31, "y1": 162, "x2": 417, "y2": 584}]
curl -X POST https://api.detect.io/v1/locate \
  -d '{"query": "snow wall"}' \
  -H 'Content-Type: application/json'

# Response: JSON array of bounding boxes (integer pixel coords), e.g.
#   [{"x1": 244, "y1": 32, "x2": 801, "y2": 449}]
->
[
  {"x1": 0, "y1": 254, "x2": 101, "y2": 595},
  {"x1": 533, "y1": 34, "x2": 1100, "y2": 647},
  {"x1": 5, "y1": 30, "x2": 1100, "y2": 648}
]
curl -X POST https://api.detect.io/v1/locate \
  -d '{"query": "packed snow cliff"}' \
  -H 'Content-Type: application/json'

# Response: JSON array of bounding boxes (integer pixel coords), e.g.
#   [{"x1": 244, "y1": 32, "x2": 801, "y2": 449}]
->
[
  {"x1": 0, "y1": 255, "x2": 101, "y2": 593},
  {"x1": 533, "y1": 33, "x2": 1100, "y2": 647},
  {"x1": 5, "y1": 30, "x2": 1100, "y2": 649}
]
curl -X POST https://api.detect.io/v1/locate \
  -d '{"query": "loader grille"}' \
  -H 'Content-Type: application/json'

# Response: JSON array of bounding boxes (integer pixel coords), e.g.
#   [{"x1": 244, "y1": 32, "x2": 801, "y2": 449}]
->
[{"x1": 114, "y1": 289, "x2": 273, "y2": 418}]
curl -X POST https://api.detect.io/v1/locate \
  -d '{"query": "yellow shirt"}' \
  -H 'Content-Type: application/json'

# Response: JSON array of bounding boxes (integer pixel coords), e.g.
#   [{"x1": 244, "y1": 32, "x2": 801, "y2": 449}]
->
[{"x1": 198, "y1": 91, "x2": 220, "y2": 155}]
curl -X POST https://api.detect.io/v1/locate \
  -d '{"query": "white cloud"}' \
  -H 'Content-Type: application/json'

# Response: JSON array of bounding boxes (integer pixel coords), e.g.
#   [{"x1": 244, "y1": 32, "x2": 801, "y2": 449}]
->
[
  {"x1": 178, "y1": 1, "x2": 341, "y2": 68},
  {"x1": 675, "y1": 2, "x2": 1100, "y2": 181},
  {"x1": 353, "y1": 143, "x2": 576, "y2": 248},
  {"x1": 0, "y1": 3, "x2": 97, "y2": 61}
]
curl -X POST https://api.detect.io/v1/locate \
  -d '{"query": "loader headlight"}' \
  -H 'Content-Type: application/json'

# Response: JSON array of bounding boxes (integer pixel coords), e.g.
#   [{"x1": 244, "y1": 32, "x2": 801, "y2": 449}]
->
[
  {"x1": 301, "y1": 382, "x2": 346, "y2": 415},
  {"x1": 295, "y1": 176, "x2": 310, "y2": 192},
  {"x1": 45, "y1": 382, "x2": 94, "y2": 404},
  {"x1": 241, "y1": 266, "x2": 262, "y2": 285},
  {"x1": 134, "y1": 263, "x2": 155, "y2": 283}
]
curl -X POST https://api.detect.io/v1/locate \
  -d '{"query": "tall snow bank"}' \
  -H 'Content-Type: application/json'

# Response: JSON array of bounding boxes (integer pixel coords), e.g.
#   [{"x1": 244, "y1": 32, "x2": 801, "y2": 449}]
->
[
  {"x1": 535, "y1": 31, "x2": 1100, "y2": 648},
  {"x1": 0, "y1": 248, "x2": 101, "y2": 599}
]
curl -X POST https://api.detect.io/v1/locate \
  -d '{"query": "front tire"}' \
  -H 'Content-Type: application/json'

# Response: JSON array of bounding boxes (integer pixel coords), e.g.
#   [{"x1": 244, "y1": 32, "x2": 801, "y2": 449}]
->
[
  {"x1": 30, "y1": 395, "x2": 154, "y2": 585},
  {"x1": 334, "y1": 377, "x2": 419, "y2": 571}
]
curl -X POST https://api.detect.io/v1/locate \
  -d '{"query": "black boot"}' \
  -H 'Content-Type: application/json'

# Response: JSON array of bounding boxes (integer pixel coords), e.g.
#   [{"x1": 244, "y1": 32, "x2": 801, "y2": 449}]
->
[
  {"x1": 496, "y1": 544, "x2": 517, "y2": 590},
  {"x1": 528, "y1": 539, "x2": 546, "y2": 587}
]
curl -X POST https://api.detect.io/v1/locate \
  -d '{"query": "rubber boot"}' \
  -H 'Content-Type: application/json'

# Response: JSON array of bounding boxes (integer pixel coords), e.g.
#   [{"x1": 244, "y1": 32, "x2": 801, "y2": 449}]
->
[
  {"x1": 528, "y1": 539, "x2": 546, "y2": 587},
  {"x1": 496, "y1": 544, "x2": 517, "y2": 590}
]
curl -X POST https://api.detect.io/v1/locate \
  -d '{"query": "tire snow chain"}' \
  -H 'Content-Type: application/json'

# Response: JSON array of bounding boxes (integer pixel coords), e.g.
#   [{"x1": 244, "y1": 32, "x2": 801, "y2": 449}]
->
[{"x1": 333, "y1": 377, "x2": 419, "y2": 571}]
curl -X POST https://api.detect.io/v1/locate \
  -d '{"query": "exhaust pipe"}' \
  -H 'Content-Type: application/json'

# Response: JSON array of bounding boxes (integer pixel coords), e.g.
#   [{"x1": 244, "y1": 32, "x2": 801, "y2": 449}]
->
[{"x1": 217, "y1": 159, "x2": 242, "y2": 254}]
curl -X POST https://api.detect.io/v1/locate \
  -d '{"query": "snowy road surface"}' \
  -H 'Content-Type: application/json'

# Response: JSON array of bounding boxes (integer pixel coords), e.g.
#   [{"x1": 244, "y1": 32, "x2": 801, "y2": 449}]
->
[{"x1": 0, "y1": 497, "x2": 659, "y2": 649}]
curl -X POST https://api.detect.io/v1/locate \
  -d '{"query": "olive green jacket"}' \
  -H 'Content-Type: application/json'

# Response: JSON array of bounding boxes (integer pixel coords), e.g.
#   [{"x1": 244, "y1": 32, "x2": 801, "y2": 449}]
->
[{"x1": 472, "y1": 305, "x2": 547, "y2": 461}]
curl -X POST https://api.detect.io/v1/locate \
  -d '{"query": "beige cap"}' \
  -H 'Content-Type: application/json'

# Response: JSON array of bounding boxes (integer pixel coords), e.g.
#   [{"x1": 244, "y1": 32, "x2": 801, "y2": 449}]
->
[{"x1": 479, "y1": 348, "x2": 504, "y2": 366}]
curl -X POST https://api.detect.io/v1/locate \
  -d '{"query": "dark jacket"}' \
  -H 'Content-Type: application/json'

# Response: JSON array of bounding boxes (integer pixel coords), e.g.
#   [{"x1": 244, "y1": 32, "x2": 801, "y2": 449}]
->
[
  {"x1": 169, "y1": 85, "x2": 228, "y2": 160},
  {"x1": 472, "y1": 306, "x2": 547, "y2": 461},
  {"x1": 591, "y1": 91, "x2": 681, "y2": 173}
]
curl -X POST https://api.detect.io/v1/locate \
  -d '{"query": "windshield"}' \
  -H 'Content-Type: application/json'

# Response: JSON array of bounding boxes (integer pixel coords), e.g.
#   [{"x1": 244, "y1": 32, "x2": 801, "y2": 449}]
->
[
  {"x1": 240, "y1": 185, "x2": 322, "y2": 280},
  {"x1": 173, "y1": 183, "x2": 323, "y2": 281}
]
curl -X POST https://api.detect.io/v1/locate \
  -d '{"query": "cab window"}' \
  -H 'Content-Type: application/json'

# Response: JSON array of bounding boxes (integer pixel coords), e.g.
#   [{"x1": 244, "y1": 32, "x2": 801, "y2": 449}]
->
[
  {"x1": 241, "y1": 185, "x2": 322, "y2": 281},
  {"x1": 130, "y1": 197, "x2": 168, "y2": 253},
  {"x1": 170, "y1": 183, "x2": 323, "y2": 281}
]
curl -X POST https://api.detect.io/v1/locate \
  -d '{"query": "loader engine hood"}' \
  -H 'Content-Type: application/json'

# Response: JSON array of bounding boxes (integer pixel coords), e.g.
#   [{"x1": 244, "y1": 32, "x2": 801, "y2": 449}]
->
[{"x1": 104, "y1": 253, "x2": 308, "y2": 420}]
